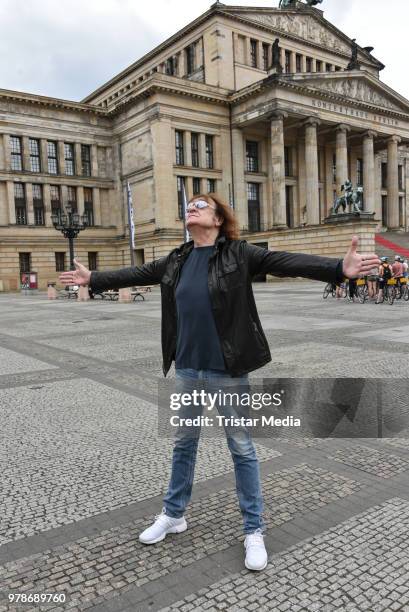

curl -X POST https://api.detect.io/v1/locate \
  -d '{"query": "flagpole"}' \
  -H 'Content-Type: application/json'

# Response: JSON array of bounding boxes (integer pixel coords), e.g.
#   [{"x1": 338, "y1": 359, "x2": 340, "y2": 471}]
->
[{"x1": 126, "y1": 181, "x2": 136, "y2": 267}]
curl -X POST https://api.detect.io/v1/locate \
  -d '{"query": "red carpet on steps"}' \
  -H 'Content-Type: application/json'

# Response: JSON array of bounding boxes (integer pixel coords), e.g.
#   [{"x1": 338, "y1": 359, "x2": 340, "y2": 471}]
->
[{"x1": 375, "y1": 233, "x2": 409, "y2": 258}]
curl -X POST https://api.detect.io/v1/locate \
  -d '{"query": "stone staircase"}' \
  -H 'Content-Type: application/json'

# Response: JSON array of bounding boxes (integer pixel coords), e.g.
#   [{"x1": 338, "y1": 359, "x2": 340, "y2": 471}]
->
[{"x1": 374, "y1": 231, "x2": 409, "y2": 260}]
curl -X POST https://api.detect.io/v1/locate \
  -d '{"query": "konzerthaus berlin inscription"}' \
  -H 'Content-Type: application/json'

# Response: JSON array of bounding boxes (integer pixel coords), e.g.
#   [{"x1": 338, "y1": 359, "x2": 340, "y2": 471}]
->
[{"x1": 0, "y1": 0, "x2": 408, "y2": 290}]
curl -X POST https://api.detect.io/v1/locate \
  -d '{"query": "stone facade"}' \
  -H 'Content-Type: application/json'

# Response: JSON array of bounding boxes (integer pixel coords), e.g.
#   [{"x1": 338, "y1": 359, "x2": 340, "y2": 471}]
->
[{"x1": 1, "y1": 0, "x2": 409, "y2": 290}]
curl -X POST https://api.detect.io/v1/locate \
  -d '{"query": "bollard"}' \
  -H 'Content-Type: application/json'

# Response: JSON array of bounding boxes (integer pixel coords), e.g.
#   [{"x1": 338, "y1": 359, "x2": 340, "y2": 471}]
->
[
  {"x1": 78, "y1": 285, "x2": 90, "y2": 301},
  {"x1": 118, "y1": 287, "x2": 132, "y2": 303},
  {"x1": 47, "y1": 282, "x2": 58, "y2": 300}
]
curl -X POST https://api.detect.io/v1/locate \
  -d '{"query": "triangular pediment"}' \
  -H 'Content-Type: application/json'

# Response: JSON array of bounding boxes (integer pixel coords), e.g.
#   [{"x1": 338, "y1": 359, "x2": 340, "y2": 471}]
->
[
  {"x1": 219, "y1": 5, "x2": 382, "y2": 68},
  {"x1": 296, "y1": 73, "x2": 409, "y2": 113}
]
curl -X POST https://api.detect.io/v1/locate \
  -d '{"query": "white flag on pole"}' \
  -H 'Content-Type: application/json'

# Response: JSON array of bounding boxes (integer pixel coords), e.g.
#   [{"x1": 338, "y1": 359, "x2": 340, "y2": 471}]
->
[
  {"x1": 182, "y1": 180, "x2": 190, "y2": 243},
  {"x1": 127, "y1": 181, "x2": 135, "y2": 249}
]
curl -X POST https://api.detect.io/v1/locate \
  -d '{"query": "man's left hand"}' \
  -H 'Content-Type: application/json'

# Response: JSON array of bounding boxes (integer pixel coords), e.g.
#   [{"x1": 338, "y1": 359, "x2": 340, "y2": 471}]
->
[{"x1": 342, "y1": 235, "x2": 380, "y2": 279}]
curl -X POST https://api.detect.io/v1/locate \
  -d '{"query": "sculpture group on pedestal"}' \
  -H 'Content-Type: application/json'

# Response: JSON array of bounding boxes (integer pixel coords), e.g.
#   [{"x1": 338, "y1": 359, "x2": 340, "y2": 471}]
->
[{"x1": 332, "y1": 179, "x2": 364, "y2": 215}]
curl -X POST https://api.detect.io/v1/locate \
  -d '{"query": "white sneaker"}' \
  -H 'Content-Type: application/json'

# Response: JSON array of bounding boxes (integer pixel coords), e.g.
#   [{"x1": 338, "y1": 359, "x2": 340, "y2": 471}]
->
[
  {"x1": 139, "y1": 508, "x2": 187, "y2": 544},
  {"x1": 244, "y1": 528, "x2": 268, "y2": 571}
]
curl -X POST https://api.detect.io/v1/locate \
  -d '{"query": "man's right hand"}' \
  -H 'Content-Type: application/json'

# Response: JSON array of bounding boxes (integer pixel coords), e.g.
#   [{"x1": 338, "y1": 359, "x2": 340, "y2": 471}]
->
[{"x1": 59, "y1": 259, "x2": 91, "y2": 286}]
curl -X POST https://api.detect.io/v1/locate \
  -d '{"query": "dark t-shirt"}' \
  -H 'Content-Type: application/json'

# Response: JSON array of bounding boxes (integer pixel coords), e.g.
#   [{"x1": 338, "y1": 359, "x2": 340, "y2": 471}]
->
[{"x1": 175, "y1": 245, "x2": 226, "y2": 371}]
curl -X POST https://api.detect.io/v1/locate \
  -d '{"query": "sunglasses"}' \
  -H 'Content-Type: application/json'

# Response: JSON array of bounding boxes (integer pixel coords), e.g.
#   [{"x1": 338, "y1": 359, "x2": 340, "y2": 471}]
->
[{"x1": 186, "y1": 200, "x2": 216, "y2": 212}]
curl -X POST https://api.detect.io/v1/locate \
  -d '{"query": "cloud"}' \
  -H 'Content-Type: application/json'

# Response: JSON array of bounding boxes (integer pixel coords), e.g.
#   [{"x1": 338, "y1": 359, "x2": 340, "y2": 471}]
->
[{"x1": 0, "y1": 0, "x2": 407, "y2": 101}]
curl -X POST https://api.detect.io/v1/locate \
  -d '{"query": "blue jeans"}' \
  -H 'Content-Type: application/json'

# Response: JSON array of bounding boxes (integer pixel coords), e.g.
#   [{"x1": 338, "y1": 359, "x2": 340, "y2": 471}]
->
[{"x1": 163, "y1": 368, "x2": 265, "y2": 534}]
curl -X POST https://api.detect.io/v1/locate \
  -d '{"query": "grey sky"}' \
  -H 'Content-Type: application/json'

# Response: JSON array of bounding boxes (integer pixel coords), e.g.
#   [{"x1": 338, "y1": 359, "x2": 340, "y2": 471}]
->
[{"x1": 0, "y1": 0, "x2": 407, "y2": 102}]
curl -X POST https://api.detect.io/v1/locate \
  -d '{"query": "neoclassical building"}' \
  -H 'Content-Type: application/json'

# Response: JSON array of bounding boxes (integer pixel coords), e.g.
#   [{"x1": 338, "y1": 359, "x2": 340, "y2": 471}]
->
[{"x1": 1, "y1": 0, "x2": 409, "y2": 290}]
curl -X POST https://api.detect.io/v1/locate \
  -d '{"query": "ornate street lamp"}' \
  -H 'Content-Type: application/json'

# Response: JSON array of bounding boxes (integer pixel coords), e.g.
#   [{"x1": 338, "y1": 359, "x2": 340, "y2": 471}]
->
[{"x1": 51, "y1": 203, "x2": 89, "y2": 270}]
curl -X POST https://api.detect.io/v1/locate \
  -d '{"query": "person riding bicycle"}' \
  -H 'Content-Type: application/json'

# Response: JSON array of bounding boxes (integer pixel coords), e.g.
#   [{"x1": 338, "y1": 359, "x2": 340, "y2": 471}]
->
[
  {"x1": 376, "y1": 256, "x2": 393, "y2": 304},
  {"x1": 392, "y1": 255, "x2": 404, "y2": 297},
  {"x1": 401, "y1": 256, "x2": 408, "y2": 278}
]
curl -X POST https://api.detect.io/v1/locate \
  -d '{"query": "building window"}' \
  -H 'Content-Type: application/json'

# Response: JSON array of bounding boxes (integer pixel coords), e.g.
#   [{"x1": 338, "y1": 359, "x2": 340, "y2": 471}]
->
[
  {"x1": 356, "y1": 158, "x2": 363, "y2": 186},
  {"x1": 10, "y1": 136, "x2": 23, "y2": 171},
  {"x1": 165, "y1": 57, "x2": 175, "y2": 76},
  {"x1": 33, "y1": 184, "x2": 44, "y2": 225},
  {"x1": 335, "y1": 66, "x2": 341, "y2": 72},
  {"x1": 50, "y1": 185, "x2": 61, "y2": 215},
  {"x1": 177, "y1": 176, "x2": 185, "y2": 219},
  {"x1": 207, "y1": 178, "x2": 216, "y2": 193},
  {"x1": 81, "y1": 144, "x2": 91, "y2": 176},
  {"x1": 262, "y1": 43, "x2": 270, "y2": 70},
  {"x1": 205, "y1": 135, "x2": 214, "y2": 169},
  {"x1": 64, "y1": 143, "x2": 75, "y2": 176},
  {"x1": 14, "y1": 182, "x2": 27, "y2": 225},
  {"x1": 247, "y1": 182, "x2": 261, "y2": 232},
  {"x1": 399, "y1": 197, "x2": 404, "y2": 226},
  {"x1": 191, "y1": 133, "x2": 199, "y2": 167},
  {"x1": 29, "y1": 139, "x2": 41, "y2": 172},
  {"x1": 67, "y1": 186, "x2": 77, "y2": 212},
  {"x1": 88, "y1": 252, "x2": 98, "y2": 270},
  {"x1": 175, "y1": 130, "x2": 184, "y2": 166},
  {"x1": 284, "y1": 146, "x2": 292, "y2": 177},
  {"x1": 381, "y1": 162, "x2": 387, "y2": 189},
  {"x1": 193, "y1": 177, "x2": 201, "y2": 195},
  {"x1": 185, "y1": 44, "x2": 195, "y2": 75},
  {"x1": 316, "y1": 60, "x2": 322, "y2": 72},
  {"x1": 332, "y1": 153, "x2": 337, "y2": 183},
  {"x1": 296, "y1": 54, "x2": 302, "y2": 72},
  {"x1": 84, "y1": 187, "x2": 94, "y2": 226},
  {"x1": 326, "y1": 63, "x2": 332, "y2": 72},
  {"x1": 285, "y1": 50, "x2": 291, "y2": 73},
  {"x1": 286, "y1": 185, "x2": 294, "y2": 228},
  {"x1": 55, "y1": 252, "x2": 66, "y2": 272},
  {"x1": 246, "y1": 141, "x2": 259, "y2": 172},
  {"x1": 306, "y1": 57, "x2": 312, "y2": 72},
  {"x1": 47, "y1": 141, "x2": 58, "y2": 174},
  {"x1": 19, "y1": 252, "x2": 31, "y2": 273},
  {"x1": 398, "y1": 165, "x2": 404, "y2": 190},
  {"x1": 250, "y1": 40, "x2": 258, "y2": 68}
]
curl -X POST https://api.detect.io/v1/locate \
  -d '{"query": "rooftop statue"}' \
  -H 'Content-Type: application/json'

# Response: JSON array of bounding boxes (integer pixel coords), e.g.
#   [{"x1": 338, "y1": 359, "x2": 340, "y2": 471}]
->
[{"x1": 279, "y1": 0, "x2": 323, "y2": 7}]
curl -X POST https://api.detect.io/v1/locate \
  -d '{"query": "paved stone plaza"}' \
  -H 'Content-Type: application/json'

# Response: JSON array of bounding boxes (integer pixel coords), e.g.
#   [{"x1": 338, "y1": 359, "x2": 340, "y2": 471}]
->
[{"x1": 1, "y1": 281, "x2": 409, "y2": 612}]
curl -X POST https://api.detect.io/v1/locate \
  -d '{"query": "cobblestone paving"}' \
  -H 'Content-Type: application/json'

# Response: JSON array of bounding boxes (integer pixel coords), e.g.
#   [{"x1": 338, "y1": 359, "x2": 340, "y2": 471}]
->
[
  {"x1": 0, "y1": 464, "x2": 360, "y2": 611},
  {"x1": 1, "y1": 283, "x2": 409, "y2": 611},
  {"x1": 160, "y1": 498, "x2": 409, "y2": 612},
  {"x1": 0, "y1": 377, "x2": 278, "y2": 544},
  {"x1": 327, "y1": 444, "x2": 409, "y2": 478}
]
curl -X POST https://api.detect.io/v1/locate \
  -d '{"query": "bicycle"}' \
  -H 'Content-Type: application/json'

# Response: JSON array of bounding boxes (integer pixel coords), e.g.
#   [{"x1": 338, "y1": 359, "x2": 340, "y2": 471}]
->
[
  {"x1": 376, "y1": 278, "x2": 396, "y2": 305},
  {"x1": 355, "y1": 278, "x2": 368, "y2": 303}
]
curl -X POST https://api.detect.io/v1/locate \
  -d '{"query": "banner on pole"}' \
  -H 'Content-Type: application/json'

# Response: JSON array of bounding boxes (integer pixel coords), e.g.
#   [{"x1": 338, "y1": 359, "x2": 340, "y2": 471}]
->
[{"x1": 127, "y1": 181, "x2": 135, "y2": 249}]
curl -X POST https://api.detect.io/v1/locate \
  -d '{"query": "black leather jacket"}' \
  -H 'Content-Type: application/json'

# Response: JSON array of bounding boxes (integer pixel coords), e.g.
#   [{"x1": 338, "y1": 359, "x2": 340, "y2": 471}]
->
[{"x1": 90, "y1": 235, "x2": 344, "y2": 377}]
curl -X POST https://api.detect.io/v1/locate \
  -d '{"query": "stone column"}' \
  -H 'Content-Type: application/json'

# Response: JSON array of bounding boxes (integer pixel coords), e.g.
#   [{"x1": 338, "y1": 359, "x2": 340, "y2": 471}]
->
[
  {"x1": 335, "y1": 124, "x2": 350, "y2": 192},
  {"x1": 270, "y1": 111, "x2": 287, "y2": 227},
  {"x1": 387, "y1": 135, "x2": 401, "y2": 229},
  {"x1": 325, "y1": 144, "x2": 334, "y2": 216},
  {"x1": 297, "y1": 137, "x2": 306, "y2": 225},
  {"x1": 244, "y1": 38, "x2": 251, "y2": 65},
  {"x1": 75, "y1": 143, "x2": 82, "y2": 175},
  {"x1": 178, "y1": 50, "x2": 186, "y2": 77},
  {"x1": 301, "y1": 55, "x2": 307, "y2": 73},
  {"x1": 257, "y1": 43, "x2": 263, "y2": 70},
  {"x1": 304, "y1": 118, "x2": 320, "y2": 225},
  {"x1": 91, "y1": 145, "x2": 98, "y2": 177},
  {"x1": 362, "y1": 130, "x2": 376, "y2": 213},
  {"x1": 374, "y1": 153, "x2": 382, "y2": 223},
  {"x1": 231, "y1": 127, "x2": 247, "y2": 229},
  {"x1": 311, "y1": 58, "x2": 317, "y2": 72},
  {"x1": 185, "y1": 132, "x2": 192, "y2": 167},
  {"x1": 77, "y1": 186, "x2": 85, "y2": 216},
  {"x1": 92, "y1": 187, "x2": 102, "y2": 226},
  {"x1": 199, "y1": 133, "x2": 206, "y2": 169},
  {"x1": 40, "y1": 139, "x2": 48, "y2": 174},
  {"x1": 43, "y1": 184, "x2": 53, "y2": 227},
  {"x1": 22, "y1": 136, "x2": 31, "y2": 172},
  {"x1": 6, "y1": 181, "x2": 16, "y2": 224},
  {"x1": 3, "y1": 134, "x2": 11, "y2": 170},
  {"x1": 58, "y1": 141, "x2": 66, "y2": 174},
  {"x1": 26, "y1": 183, "x2": 34, "y2": 225}
]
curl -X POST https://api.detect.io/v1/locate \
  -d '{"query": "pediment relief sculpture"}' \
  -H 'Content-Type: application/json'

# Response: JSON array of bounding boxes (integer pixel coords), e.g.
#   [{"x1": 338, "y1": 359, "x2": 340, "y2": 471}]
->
[
  {"x1": 307, "y1": 79, "x2": 403, "y2": 111},
  {"x1": 234, "y1": 12, "x2": 351, "y2": 54}
]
